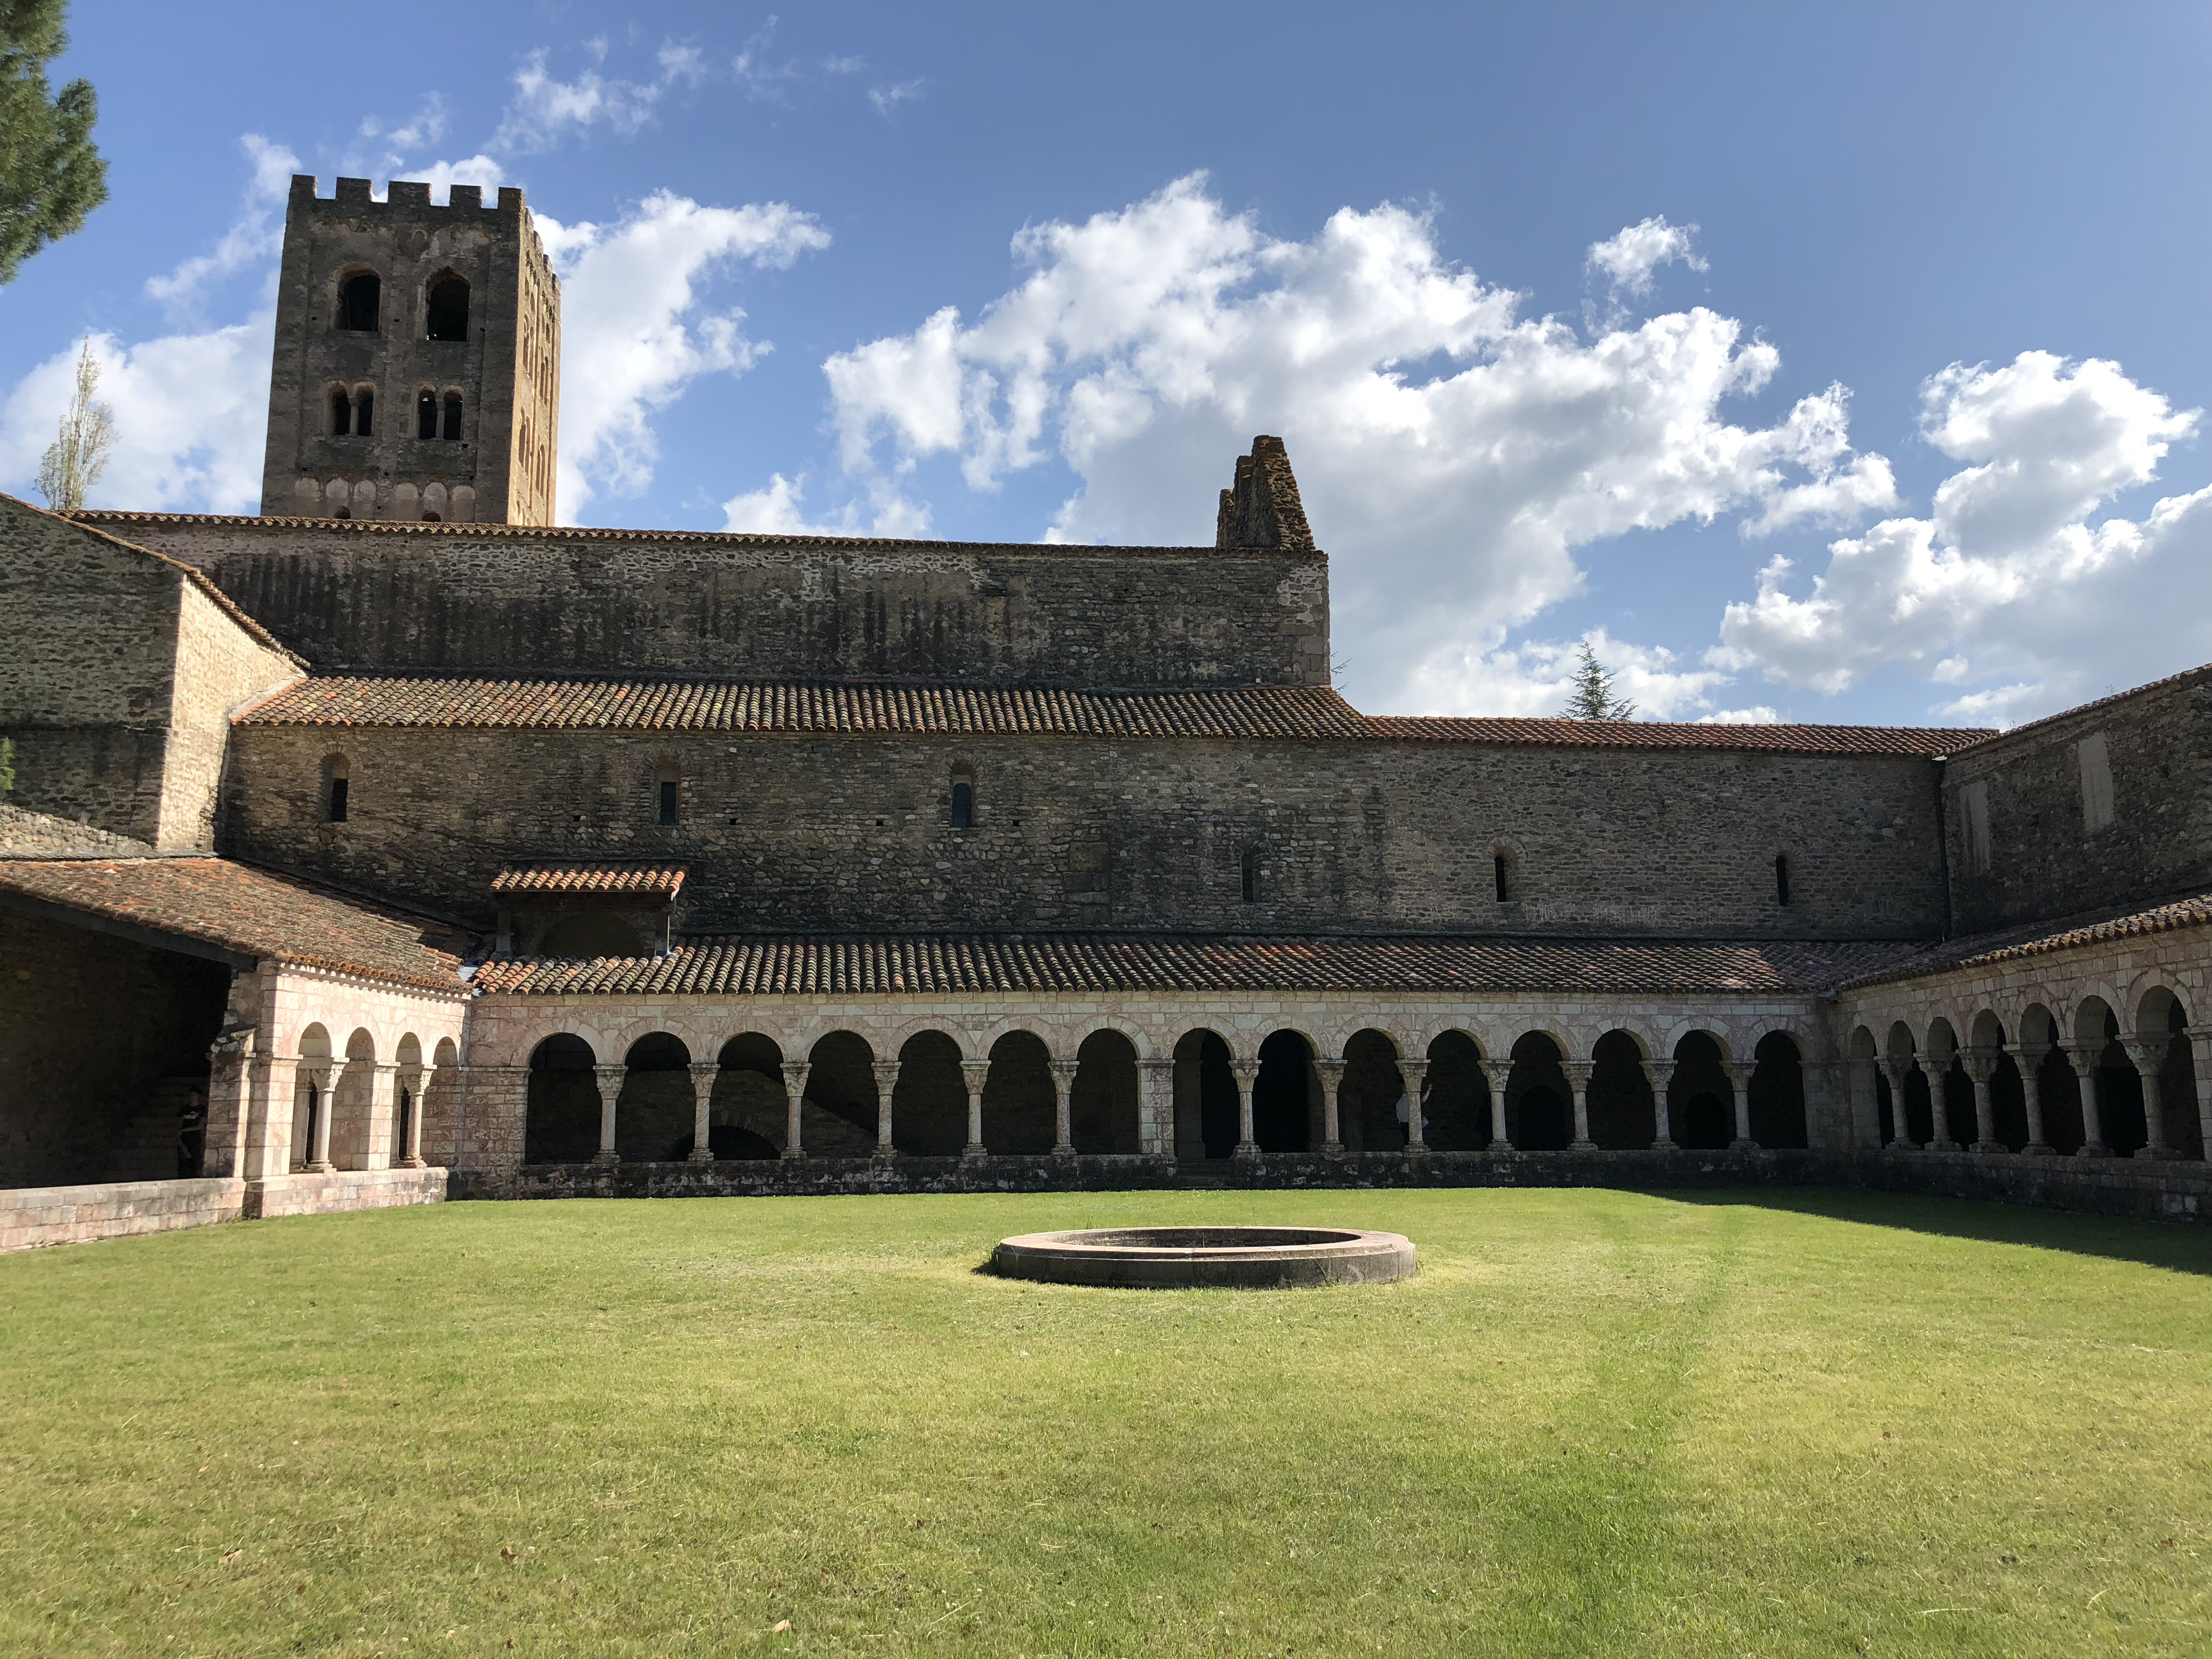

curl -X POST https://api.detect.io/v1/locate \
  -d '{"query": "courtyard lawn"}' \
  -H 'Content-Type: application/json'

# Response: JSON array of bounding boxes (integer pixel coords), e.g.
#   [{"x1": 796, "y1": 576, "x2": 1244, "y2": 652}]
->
[{"x1": 2, "y1": 1191, "x2": 2209, "y2": 1658}]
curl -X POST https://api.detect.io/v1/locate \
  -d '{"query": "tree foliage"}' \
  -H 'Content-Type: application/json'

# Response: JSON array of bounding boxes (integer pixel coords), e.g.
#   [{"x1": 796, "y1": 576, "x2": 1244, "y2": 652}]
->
[
  {"x1": 35, "y1": 337, "x2": 113, "y2": 510},
  {"x1": 1, "y1": 0, "x2": 106, "y2": 287},
  {"x1": 1562, "y1": 641, "x2": 1636, "y2": 720}
]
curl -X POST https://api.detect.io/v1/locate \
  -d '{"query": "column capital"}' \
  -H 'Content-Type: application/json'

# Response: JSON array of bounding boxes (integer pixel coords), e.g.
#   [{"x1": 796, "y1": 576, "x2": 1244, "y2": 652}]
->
[
  {"x1": 780, "y1": 1059, "x2": 812, "y2": 1092},
  {"x1": 2121, "y1": 1034, "x2": 2170, "y2": 1071},
  {"x1": 593, "y1": 1062, "x2": 627, "y2": 1086},
  {"x1": 870, "y1": 1060, "x2": 902, "y2": 1090},
  {"x1": 1048, "y1": 1058, "x2": 1081, "y2": 1087},
  {"x1": 1646, "y1": 1056, "x2": 1677, "y2": 1081},
  {"x1": 1229, "y1": 1058, "x2": 1261, "y2": 1088},
  {"x1": 960, "y1": 1058, "x2": 993, "y2": 1093},
  {"x1": 1314, "y1": 1058, "x2": 1347, "y2": 1086},
  {"x1": 1398, "y1": 1057, "x2": 1430, "y2": 1083},
  {"x1": 688, "y1": 1060, "x2": 722, "y2": 1086},
  {"x1": 1562, "y1": 1060, "x2": 1595, "y2": 1087},
  {"x1": 1959, "y1": 1046, "x2": 1999, "y2": 1084}
]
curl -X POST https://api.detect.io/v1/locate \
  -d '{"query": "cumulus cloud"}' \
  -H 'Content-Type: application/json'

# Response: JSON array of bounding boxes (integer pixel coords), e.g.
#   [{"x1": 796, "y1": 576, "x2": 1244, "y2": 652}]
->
[
  {"x1": 543, "y1": 192, "x2": 830, "y2": 519},
  {"x1": 822, "y1": 174, "x2": 1898, "y2": 712},
  {"x1": 1587, "y1": 215, "x2": 1707, "y2": 300},
  {"x1": 142, "y1": 135, "x2": 299, "y2": 317},
  {"x1": 495, "y1": 38, "x2": 703, "y2": 152},
  {"x1": 1402, "y1": 630, "x2": 1743, "y2": 721},
  {"x1": 1716, "y1": 351, "x2": 2211, "y2": 717},
  {"x1": 719, "y1": 472, "x2": 931, "y2": 538}
]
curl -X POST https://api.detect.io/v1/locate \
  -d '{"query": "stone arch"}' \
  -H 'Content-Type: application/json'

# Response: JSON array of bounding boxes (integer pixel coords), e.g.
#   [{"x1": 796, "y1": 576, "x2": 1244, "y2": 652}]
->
[
  {"x1": 293, "y1": 1023, "x2": 332, "y2": 1171},
  {"x1": 1588, "y1": 1029, "x2": 1657, "y2": 1149},
  {"x1": 1071, "y1": 1014, "x2": 1150, "y2": 1062},
  {"x1": 1670, "y1": 1031, "x2": 1735, "y2": 1151},
  {"x1": 2072, "y1": 994, "x2": 2144, "y2": 1155},
  {"x1": 326, "y1": 382, "x2": 353, "y2": 436},
  {"x1": 1747, "y1": 1031, "x2": 1808, "y2": 1149},
  {"x1": 1071, "y1": 1028, "x2": 1141, "y2": 1154},
  {"x1": 335, "y1": 267, "x2": 381, "y2": 332},
  {"x1": 393, "y1": 1033, "x2": 424, "y2": 1166},
  {"x1": 1423, "y1": 1029, "x2": 1490, "y2": 1151},
  {"x1": 1923, "y1": 1017, "x2": 1973, "y2": 1146},
  {"x1": 1850, "y1": 1024, "x2": 1892, "y2": 1147},
  {"x1": 710, "y1": 1033, "x2": 785, "y2": 1159},
  {"x1": 525, "y1": 1032, "x2": 599, "y2": 1164},
  {"x1": 805, "y1": 1032, "x2": 879, "y2": 1156},
  {"x1": 615, "y1": 1032, "x2": 691, "y2": 1161},
  {"x1": 327, "y1": 1027, "x2": 377, "y2": 1170},
  {"x1": 1507, "y1": 1030, "x2": 1573, "y2": 1151},
  {"x1": 892, "y1": 1030, "x2": 966, "y2": 1157},
  {"x1": 441, "y1": 388, "x2": 464, "y2": 444},
  {"x1": 425, "y1": 270, "x2": 470, "y2": 340},
  {"x1": 2133, "y1": 988, "x2": 2205, "y2": 1160},
  {"x1": 1339, "y1": 1027, "x2": 1405, "y2": 1155},
  {"x1": 2022, "y1": 1002, "x2": 2085, "y2": 1154},
  {"x1": 1253, "y1": 1029, "x2": 1319, "y2": 1153},
  {"x1": 982, "y1": 1030, "x2": 1056, "y2": 1155},
  {"x1": 1172, "y1": 1027, "x2": 1238, "y2": 1161}
]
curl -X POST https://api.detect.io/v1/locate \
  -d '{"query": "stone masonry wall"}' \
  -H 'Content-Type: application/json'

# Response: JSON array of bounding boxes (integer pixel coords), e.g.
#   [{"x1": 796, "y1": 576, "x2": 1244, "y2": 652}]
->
[
  {"x1": 86, "y1": 515, "x2": 1333, "y2": 688},
  {"x1": 1944, "y1": 669, "x2": 2212, "y2": 933},
  {"x1": 224, "y1": 725, "x2": 1948, "y2": 938},
  {"x1": 155, "y1": 580, "x2": 305, "y2": 851}
]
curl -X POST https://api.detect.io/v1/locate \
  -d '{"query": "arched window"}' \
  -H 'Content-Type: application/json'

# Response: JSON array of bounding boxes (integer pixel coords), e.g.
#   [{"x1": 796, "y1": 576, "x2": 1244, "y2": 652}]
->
[
  {"x1": 950, "y1": 778, "x2": 974, "y2": 830},
  {"x1": 421, "y1": 510, "x2": 441, "y2": 523},
  {"x1": 442, "y1": 392, "x2": 463, "y2": 441},
  {"x1": 1774, "y1": 852, "x2": 1793, "y2": 906},
  {"x1": 416, "y1": 389, "x2": 438, "y2": 440},
  {"x1": 426, "y1": 276, "x2": 470, "y2": 341},
  {"x1": 1494, "y1": 848, "x2": 1515, "y2": 903},
  {"x1": 328, "y1": 388, "x2": 352, "y2": 436},
  {"x1": 353, "y1": 386, "x2": 374, "y2": 437},
  {"x1": 322, "y1": 754, "x2": 350, "y2": 823},
  {"x1": 1240, "y1": 849, "x2": 1259, "y2": 903},
  {"x1": 656, "y1": 759, "x2": 680, "y2": 827},
  {"x1": 338, "y1": 272, "x2": 380, "y2": 332}
]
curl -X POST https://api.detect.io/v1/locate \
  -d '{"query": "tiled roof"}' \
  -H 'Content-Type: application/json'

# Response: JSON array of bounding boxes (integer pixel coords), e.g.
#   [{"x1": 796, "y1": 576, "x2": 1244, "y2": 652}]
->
[
  {"x1": 492, "y1": 863, "x2": 686, "y2": 898},
  {"x1": 0, "y1": 857, "x2": 472, "y2": 992},
  {"x1": 238, "y1": 675, "x2": 1983, "y2": 755},
  {"x1": 1840, "y1": 890, "x2": 2212, "y2": 991},
  {"x1": 470, "y1": 932, "x2": 1924, "y2": 998}
]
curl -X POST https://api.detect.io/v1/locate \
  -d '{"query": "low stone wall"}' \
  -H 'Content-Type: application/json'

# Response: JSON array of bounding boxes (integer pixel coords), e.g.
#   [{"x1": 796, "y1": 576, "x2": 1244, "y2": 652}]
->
[
  {"x1": 0, "y1": 1175, "x2": 245, "y2": 1251},
  {"x1": 244, "y1": 1166, "x2": 449, "y2": 1219},
  {"x1": 1841, "y1": 1147, "x2": 2211, "y2": 1224}
]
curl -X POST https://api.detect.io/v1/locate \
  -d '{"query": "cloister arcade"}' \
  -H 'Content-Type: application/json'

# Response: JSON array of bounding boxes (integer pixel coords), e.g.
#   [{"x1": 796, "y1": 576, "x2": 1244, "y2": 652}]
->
[
  {"x1": 286, "y1": 1020, "x2": 460, "y2": 1173},
  {"x1": 499, "y1": 1010, "x2": 1815, "y2": 1168}
]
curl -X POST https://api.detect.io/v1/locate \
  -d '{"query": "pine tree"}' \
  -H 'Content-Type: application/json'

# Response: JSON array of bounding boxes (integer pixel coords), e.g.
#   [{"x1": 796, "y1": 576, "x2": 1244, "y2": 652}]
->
[
  {"x1": 0, "y1": 0, "x2": 107, "y2": 287},
  {"x1": 1562, "y1": 641, "x2": 1636, "y2": 720},
  {"x1": 35, "y1": 337, "x2": 113, "y2": 512}
]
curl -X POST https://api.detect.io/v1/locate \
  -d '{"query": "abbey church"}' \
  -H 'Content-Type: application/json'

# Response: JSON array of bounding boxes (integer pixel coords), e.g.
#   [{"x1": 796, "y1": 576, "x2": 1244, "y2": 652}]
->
[{"x1": 3, "y1": 177, "x2": 2208, "y2": 1248}]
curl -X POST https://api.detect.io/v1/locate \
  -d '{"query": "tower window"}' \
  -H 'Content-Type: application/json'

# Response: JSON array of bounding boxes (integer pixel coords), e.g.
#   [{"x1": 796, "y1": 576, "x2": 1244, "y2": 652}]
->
[
  {"x1": 950, "y1": 779, "x2": 974, "y2": 830},
  {"x1": 353, "y1": 387, "x2": 374, "y2": 437},
  {"x1": 1494, "y1": 851, "x2": 1514, "y2": 903},
  {"x1": 322, "y1": 755, "x2": 350, "y2": 823},
  {"x1": 417, "y1": 390, "x2": 438, "y2": 440},
  {"x1": 442, "y1": 393, "x2": 463, "y2": 441},
  {"x1": 1775, "y1": 853, "x2": 1793, "y2": 906},
  {"x1": 1240, "y1": 848, "x2": 1259, "y2": 903},
  {"x1": 338, "y1": 272, "x2": 381, "y2": 332},
  {"x1": 329, "y1": 388, "x2": 352, "y2": 436},
  {"x1": 426, "y1": 276, "x2": 470, "y2": 341}
]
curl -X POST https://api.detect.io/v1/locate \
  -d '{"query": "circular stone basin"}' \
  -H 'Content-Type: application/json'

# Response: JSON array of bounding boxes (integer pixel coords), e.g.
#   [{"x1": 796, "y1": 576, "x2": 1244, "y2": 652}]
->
[{"x1": 989, "y1": 1225, "x2": 1416, "y2": 1289}]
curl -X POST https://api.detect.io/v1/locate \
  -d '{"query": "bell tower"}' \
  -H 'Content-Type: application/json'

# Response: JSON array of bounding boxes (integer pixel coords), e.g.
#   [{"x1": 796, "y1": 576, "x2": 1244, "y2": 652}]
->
[{"x1": 258, "y1": 175, "x2": 560, "y2": 525}]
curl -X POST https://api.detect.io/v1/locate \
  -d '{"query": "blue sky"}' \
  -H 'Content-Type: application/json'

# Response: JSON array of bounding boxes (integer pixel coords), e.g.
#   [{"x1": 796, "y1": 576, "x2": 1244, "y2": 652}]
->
[{"x1": 3, "y1": 1, "x2": 2206, "y2": 727}]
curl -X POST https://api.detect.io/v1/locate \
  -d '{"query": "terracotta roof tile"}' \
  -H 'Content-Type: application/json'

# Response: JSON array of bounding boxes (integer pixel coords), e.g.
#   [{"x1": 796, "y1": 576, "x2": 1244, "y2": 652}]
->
[
  {"x1": 0, "y1": 857, "x2": 472, "y2": 992},
  {"x1": 239, "y1": 675, "x2": 1980, "y2": 755},
  {"x1": 1840, "y1": 890, "x2": 2212, "y2": 990},
  {"x1": 470, "y1": 932, "x2": 1923, "y2": 998},
  {"x1": 491, "y1": 863, "x2": 687, "y2": 898}
]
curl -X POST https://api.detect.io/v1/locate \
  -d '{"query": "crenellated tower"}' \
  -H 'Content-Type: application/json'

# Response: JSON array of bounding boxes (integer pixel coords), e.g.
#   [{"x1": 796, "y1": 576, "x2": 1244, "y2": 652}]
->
[{"x1": 258, "y1": 175, "x2": 560, "y2": 525}]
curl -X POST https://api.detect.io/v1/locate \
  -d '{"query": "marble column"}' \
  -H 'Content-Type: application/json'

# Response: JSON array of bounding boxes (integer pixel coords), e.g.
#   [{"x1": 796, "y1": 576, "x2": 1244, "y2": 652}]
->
[
  {"x1": 1400, "y1": 1058, "x2": 1430, "y2": 1153},
  {"x1": 1882, "y1": 1060, "x2": 1918, "y2": 1151},
  {"x1": 961, "y1": 1059, "x2": 991, "y2": 1159},
  {"x1": 363, "y1": 1062, "x2": 400, "y2": 1170},
  {"x1": 1925, "y1": 1057, "x2": 1959, "y2": 1151},
  {"x1": 304, "y1": 1063, "x2": 336, "y2": 1172},
  {"x1": 1230, "y1": 1058, "x2": 1260, "y2": 1159},
  {"x1": 592, "y1": 1064, "x2": 624, "y2": 1165},
  {"x1": 871, "y1": 1060, "x2": 900, "y2": 1157},
  {"x1": 1050, "y1": 1059, "x2": 1079, "y2": 1157},
  {"x1": 1961, "y1": 1047, "x2": 2005, "y2": 1154},
  {"x1": 779, "y1": 1061, "x2": 810, "y2": 1160},
  {"x1": 2016, "y1": 1042, "x2": 2054, "y2": 1154},
  {"x1": 1728, "y1": 1061, "x2": 1757, "y2": 1151},
  {"x1": 1480, "y1": 1060, "x2": 1512, "y2": 1151},
  {"x1": 398, "y1": 1066, "x2": 430, "y2": 1167},
  {"x1": 2124, "y1": 1035, "x2": 2176, "y2": 1160},
  {"x1": 1564, "y1": 1060, "x2": 1597, "y2": 1150},
  {"x1": 687, "y1": 1061, "x2": 719, "y2": 1163},
  {"x1": 1647, "y1": 1057, "x2": 1677, "y2": 1149},
  {"x1": 1316, "y1": 1060, "x2": 1347, "y2": 1156},
  {"x1": 2063, "y1": 1043, "x2": 2112, "y2": 1157}
]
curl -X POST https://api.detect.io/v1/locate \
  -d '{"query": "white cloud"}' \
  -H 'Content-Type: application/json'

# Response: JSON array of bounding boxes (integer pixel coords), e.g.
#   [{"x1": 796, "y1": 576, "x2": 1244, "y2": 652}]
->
[
  {"x1": 719, "y1": 472, "x2": 932, "y2": 538},
  {"x1": 822, "y1": 175, "x2": 1899, "y2": 712},
  {"x1": 869, "y1": 79, "x2": 924, "y2": 117},
  {"x1": 495, "y1": 39, "x2": 701, "y2": 152},
  {"x1": 1716, "y1": 351, "x2": 2211, "y2": 719},
  {"x1": 732, "y1": 19, "x2": 799, "y2": 99},
  {"x1": 542, "y1": 192, "x2": 831, "y2": 519},
  {"x1": 360, "y1": 95, "x2": 447, "y2": 155},
  {"x1": 142, "y1": 135, "x2": 299, "y2": 317},
  {"x1": 0, "y1": 323, "x2": 272, "y2": 513},
  {"x1": 1586, "y1": 215, "x2": 1707, "y2": 301},
  {"x1": 1402, "y1": 630, "x2": 1738, "y2": 721},
  {"x1": 822, "y1": 55, "x2": 867, "y2": 75}
]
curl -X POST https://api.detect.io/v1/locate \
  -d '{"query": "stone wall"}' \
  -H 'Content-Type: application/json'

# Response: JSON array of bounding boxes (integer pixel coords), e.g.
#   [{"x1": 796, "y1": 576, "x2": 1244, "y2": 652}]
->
[
  {"x1": 223, "y1": 724, "x2": 1948, "y2": 938},
  {"x1": 0, "y1": 1175, "x2": 245, "y2": 1251},
  {"x1": 156, "y1": 579, "x2": 307, "y2": 850},
  {"x1": 0, "y1": 909, "x2": 233, "y2": 1187},
  {"x1": 1945, "y1": 669, "x2": 2212, "y2": 933},
  {"x1": 0, "y1": 804, "x2": 155, "y2": 858},
  {"x1": 85, "y1": 514, "x2": 1332, "y2": 688}
]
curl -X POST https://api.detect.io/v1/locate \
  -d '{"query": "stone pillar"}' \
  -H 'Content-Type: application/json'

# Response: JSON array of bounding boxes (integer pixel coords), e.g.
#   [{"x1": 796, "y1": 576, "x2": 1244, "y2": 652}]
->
[
  {"x1": 2063, "y1": 1044, "x2": 2112, "y2": 1157},
  {"x1": 1923, "y1": 1057, "x2": 1959, "y2": 1151},
  {"x1": 1480, "y1": 1060, "x2": 1512, "y2": 1151},
  {"x1": 398, "y1": 1066, "x2": 430, "y2": 1167},
  {"x1": 363, "y1": 1062, "x2": 399, "y2": 1171},
  {"x1": 1728, "y1": 1061, "x2": 1757, "y2": 1151},
  {"x1": 688, "y1": 1062, "x2": 719, "y2": 1163},
  {"x1": 1882, "y1": 1060, "x2": 1918, "y2": 1151},
  {"x1": 961, "y1": 1059, "x2": 992, "y2": 1160},
  {"x1": 1961, "y1": 1047, "x2": 2004, "y2": 1154},
  {"x1": 593, "y1": 1064, "x2": 624, "y2": 1165},
  {"x1": 872, "y1": 1060, "x2": 901, "y2": 1157},
  {"x1": 2185, "y1": 1025, "x2": 2212, "y2": 1160},
  {"x1": 1647, "y1": 1058, "x2": 1677, "y2": 1150},
  {"x1": 2016, "y1": 1043, "x2": 2054, "y2": 1155},
  {"x1": 1563, "y1": 1060, "x2": 1596, "y2": 1151},
  {"x1": 457, "y1": 1063, "x2": 532, "y2": 1174},
  {"x1": 1050, "y1": 1060, "x2": 1079, "y2": 1157},
  {"x1": 304, "y1": 1063, "x2": 336, "y2": 1172},
  {"x1": 1230, "y1": 1058, "x2": 1261, "y2": 1159},
  {"x1": 1316, "y1": 1060, "x2": 1347, "y2": 1156},
  {"x1": 2124, "y1": 1035, "x2": 2176, "y2": 1160},
  {"x1": 244, "y1": 1052, "x2": 298, "y2": 1182},
  {"x1": 1139, "y1": 1058, "x2": 1177, "y2": 1160},
  {"x1": 202, "y1": 1032, "x2": 253, "y2": 1178},
  {"x1": 779, "y1": 1061, "x2": 810, "y2": 1160},
  {"x1": 1399, "y1": 1058, "x2": 1430, "y2": 1152}
]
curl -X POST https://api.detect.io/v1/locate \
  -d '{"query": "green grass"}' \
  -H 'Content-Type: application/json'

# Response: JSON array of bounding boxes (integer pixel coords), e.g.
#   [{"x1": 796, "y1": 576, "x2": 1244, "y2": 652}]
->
[{"x1": 2, "y1": 1190, "x2": 2209, "y2": 1658}]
